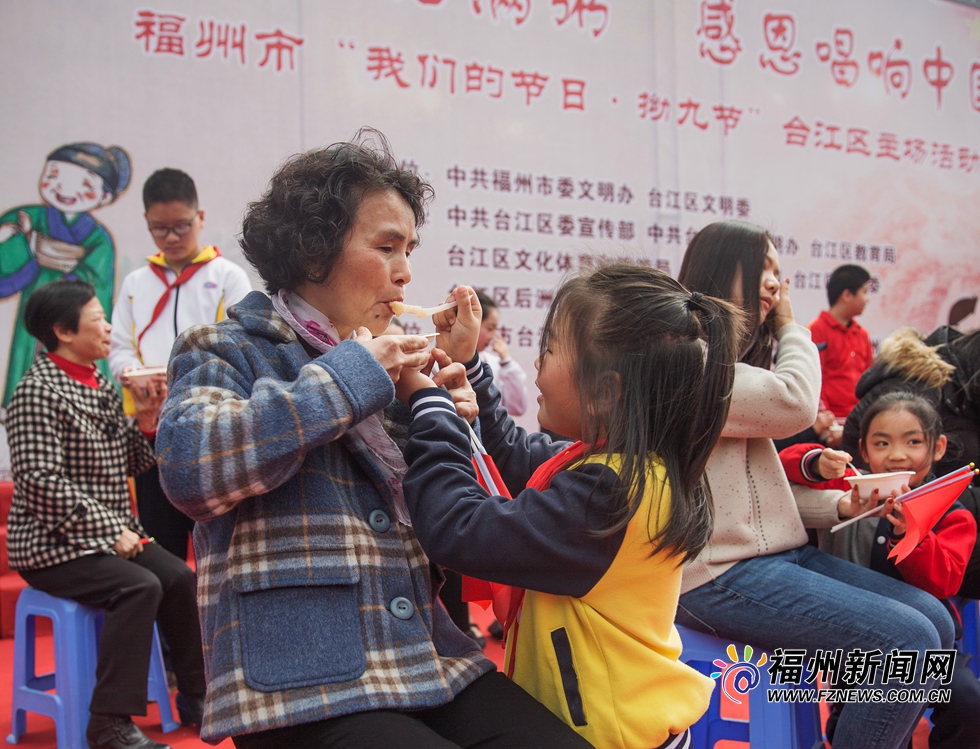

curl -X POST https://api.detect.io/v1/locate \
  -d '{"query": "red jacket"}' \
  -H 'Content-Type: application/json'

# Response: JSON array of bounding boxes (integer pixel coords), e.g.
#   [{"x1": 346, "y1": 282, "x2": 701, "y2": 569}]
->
[
  {"x1": 779, "y1": 443, "x2": 976, "y2": 599},
  {"x1": 807, "y1": 310, "x2": 874, "y2": 419}
]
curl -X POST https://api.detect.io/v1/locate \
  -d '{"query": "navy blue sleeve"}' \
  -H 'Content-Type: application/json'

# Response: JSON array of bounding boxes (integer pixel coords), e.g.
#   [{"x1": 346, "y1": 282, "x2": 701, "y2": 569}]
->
[
  {"x1": 402, "y1": 388, "x2": 625, "y2": 597},
  {"x1": 463, "y1": 355, "x2": 574, "y2": 497}
]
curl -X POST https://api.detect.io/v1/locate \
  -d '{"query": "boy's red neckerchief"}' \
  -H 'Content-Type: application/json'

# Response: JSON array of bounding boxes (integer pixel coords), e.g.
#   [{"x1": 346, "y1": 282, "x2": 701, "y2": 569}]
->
[{"x1": 137, "y1": 247, "x2": 220, "y2": 347}]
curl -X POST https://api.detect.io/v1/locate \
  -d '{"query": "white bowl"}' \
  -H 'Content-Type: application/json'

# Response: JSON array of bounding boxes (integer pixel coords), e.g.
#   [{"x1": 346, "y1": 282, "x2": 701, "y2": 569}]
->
[
  {"x1": 844, "y1": 471, "x2": 915, "y2": 500},
  {"x1": 123, "y1": 366, "x2": 167, "y2": 382}
]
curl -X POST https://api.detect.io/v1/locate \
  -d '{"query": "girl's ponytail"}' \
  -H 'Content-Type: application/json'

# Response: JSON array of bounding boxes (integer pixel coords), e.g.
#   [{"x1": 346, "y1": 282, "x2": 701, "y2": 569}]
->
[
  {"x1": 640, "y1": 288, "x2": 745, "y2": 561},
  {"x1": 548, "y1": 264, "x2": 745, "y2": 561}
]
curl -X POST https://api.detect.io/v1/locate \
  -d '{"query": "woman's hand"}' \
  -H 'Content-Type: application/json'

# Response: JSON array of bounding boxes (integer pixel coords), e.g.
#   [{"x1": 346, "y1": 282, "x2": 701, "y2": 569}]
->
[
  {"x1": 129, "y1": 373, "x2": 168, "y2": 432},
  {"x1": 113, "y1": 528, "x2": 143, "y2": 559},
  {"x1": 433, "y1": 285, "x2": 481, "y2": 364},
  {"x1": 813, "y1": 409, "x2": 835, "y2": 439},
  {"x1": 430, "y1": 349, "x2": 478, "y2": 423},
  {"x1": 771, "y1": 278, "x2": 795, "y2": 331},
  {"x1": 357, "y1": 328, "x2": 431, "y2": 383},
  {"x1": 818, "y1": 448, "x2": 852, "y2": 480}
]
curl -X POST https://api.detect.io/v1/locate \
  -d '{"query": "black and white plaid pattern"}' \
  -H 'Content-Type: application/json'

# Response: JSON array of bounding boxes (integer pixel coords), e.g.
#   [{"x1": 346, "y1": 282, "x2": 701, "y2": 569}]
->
[{"x1": 5, "y1": 355, "x2": 152, "y2": 570}]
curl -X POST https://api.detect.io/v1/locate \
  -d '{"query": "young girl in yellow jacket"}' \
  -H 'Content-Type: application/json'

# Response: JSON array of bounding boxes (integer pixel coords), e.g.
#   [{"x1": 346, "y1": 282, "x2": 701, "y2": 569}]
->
[{"x1": 397, "y1": 267, "x2": 745, "y2": 749}]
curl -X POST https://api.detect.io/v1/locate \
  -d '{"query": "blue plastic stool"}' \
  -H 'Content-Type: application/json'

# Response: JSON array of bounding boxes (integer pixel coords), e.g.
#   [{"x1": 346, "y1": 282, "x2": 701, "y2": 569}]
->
[
  {"x1": 677, "y1": 625, "x2": 821, "y2": 749},
  {"x1": 955, "y1": 597, "x2": 979, "y2": 679},
  {"x1": 7, "y1": 587, "x2": 179, "y2": 749}
]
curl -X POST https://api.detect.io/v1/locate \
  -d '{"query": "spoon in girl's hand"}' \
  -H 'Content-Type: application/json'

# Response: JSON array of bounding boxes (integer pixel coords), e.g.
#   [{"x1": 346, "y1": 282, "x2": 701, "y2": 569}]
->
[{"x1": 390, "y1": 300, "x2": 458, "y2": 318}]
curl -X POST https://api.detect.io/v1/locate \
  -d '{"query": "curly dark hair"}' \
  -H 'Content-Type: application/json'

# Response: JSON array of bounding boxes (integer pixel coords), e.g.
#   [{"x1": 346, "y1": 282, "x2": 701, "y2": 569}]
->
[{"x1": 240, "y1": 128, "x2": 434, "y2": 293}]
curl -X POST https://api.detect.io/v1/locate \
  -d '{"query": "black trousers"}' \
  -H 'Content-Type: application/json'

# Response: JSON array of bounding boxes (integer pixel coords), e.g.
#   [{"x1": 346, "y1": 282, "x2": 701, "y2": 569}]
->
[
  {"x1": 134, "y1": 464, "x2": 194, "y2": 562},
  {"x1": 19, "y1": 542, "x2": 205, "y2": 716},
  {"x1": 231, "y1": 671, "x2": 593, "y2": 749}
]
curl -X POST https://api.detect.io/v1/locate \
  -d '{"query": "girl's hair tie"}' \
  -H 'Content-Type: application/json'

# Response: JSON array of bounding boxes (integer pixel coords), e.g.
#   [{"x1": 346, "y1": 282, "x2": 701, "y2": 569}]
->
[{"x1": 688, "y1": 291, "x2": 704, "y2": 311}]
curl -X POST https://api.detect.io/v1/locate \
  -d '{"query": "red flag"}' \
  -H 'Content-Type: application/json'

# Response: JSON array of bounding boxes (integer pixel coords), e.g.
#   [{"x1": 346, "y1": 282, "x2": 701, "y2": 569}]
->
[
  {"x1": 460, "y1": 452, "x2": 512, "y2": 616},
  {"x1": 888, "y1": 466, "x2": 978, "y2": 564},
  {"x1": 459, "y1": 437, "x2": 587, "y2": 673}
]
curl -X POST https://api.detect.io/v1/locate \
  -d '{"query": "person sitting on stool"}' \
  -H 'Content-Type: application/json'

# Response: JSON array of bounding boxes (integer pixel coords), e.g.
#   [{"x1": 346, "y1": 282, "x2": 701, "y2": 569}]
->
[{"x1": 5, "y1": 280, "x2": 206, "y2": 749}]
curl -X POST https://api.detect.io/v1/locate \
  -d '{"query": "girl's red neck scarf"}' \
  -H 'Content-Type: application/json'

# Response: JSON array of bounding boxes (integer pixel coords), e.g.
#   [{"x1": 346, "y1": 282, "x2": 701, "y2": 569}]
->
[
  {"x1": 526, "y1": 440, "x2": 588, "y2": 491},
  {"x1": 463, "y1": 439, "x2": 589, "y2": 676},
  {"x1": 47, "y1": 352, "x2": 99, "y2": 389}
]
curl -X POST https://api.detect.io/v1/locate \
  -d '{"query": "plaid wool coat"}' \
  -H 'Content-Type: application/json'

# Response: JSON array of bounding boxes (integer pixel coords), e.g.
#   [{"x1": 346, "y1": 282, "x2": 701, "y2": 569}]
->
[
  {"x1": 6, "y1": 354, "x2": 153, "y2": 571},
  {"x1": 155, "y1": 292, "x2": 492, "y2": 743}
]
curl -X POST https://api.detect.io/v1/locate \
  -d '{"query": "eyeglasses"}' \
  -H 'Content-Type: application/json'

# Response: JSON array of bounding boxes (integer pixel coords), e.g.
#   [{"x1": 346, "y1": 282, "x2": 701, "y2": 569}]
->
[{"x1": 148, "y1": 219, "x2": 196, "y2": 239}]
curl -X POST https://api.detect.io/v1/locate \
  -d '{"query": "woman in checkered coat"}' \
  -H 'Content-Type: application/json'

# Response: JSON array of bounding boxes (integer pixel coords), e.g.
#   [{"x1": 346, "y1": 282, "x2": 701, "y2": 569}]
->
[
  {"x1": 5, "y1": 280, "x2": 205, "y2": 749},
  {"x1": 155, "y1": 133, "x2": 592, "y2": 748}
]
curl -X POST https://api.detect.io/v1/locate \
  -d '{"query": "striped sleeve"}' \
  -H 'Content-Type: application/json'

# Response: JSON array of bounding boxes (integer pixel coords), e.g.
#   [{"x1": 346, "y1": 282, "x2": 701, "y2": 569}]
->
[
  {"x1": 463, "y1": 351, "x2": 489, "y2": 388},
  {"x1": 408, "y1": 389, "x2": 457, "y2": 419}
]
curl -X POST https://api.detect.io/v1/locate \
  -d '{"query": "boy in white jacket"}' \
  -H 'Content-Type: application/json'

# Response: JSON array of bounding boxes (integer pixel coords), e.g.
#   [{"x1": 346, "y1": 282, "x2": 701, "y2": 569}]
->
[{"x1": 110, "y1": 168, "x2": 251, "y2": 560}]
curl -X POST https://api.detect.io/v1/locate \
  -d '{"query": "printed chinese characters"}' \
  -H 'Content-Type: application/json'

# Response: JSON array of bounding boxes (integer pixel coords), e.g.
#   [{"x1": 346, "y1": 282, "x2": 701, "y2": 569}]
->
[
  {"x1": 133, "y1": 9, "x2": 303, "y2": 72},
  {"x1": 783, "y1": 116, "x2": 979, "y2": 174}
]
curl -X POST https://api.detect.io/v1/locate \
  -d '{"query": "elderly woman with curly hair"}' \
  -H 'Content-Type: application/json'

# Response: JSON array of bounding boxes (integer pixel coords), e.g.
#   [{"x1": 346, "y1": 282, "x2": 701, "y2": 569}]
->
[{"x1": 154, "y1": 130, "x2": 591, "y2": 749}]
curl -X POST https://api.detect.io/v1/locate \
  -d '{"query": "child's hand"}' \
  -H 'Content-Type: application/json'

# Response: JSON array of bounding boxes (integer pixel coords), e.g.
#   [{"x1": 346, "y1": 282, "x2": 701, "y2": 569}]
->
[
  {"x1": 431, "y1": 348, "x2": 478, "y2": 423},
  {"x1": 818, "y1": 448, "x2": 852, "y2": 479},
  {"x1": 491, "y1": 335, "x2": 511, "y2": 362},
  {"x1": 882, "y1": 497, "x2": 907, "y2": 536},
  {"x1": 394, "y1": 355, "x2": 437, "y2": 405},
  {"x1": 838, "y1": 485, "x2": 884, "y2": 519},
  {"x1": 433, "y1": 286, "x2": 481, "y2": 364}
]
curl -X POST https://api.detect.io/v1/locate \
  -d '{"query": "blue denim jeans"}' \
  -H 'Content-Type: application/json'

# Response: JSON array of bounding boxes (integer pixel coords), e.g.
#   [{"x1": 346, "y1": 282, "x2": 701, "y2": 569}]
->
[{"x1": 677, "y1": 545, "x2": 955, "y2": 749}]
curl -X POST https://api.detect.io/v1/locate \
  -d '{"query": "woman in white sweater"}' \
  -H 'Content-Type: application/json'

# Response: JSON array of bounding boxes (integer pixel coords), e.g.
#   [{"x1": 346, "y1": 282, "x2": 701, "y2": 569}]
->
[{"x1": 675, "y1": 221, "x2": 953, "y2": 749}]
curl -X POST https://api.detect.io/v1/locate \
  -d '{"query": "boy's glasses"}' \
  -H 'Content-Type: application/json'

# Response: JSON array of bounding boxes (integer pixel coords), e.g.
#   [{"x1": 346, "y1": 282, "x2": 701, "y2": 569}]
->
[{"x1": 148, "y1": 220, "x2": 195, "y2": 239}]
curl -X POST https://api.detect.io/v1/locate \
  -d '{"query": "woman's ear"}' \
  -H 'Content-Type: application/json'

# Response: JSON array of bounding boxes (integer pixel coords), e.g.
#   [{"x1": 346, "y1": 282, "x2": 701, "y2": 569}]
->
[
  {"x1": 53, "y1": 325, "x2": 74, "y2": 347},
  {"x1": 932, "y1": 434, "x2": 948, "y2": 463}
]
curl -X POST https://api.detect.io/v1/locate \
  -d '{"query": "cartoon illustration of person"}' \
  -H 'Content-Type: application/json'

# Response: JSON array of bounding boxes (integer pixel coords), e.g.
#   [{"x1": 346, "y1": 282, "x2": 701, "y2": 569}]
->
[{"x1": 0, "y1": 142, "x2": 131, "y2": 407}]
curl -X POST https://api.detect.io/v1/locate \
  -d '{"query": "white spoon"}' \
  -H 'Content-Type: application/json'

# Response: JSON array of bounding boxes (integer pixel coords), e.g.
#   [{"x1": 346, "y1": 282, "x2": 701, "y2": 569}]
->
[{"x1": 389, "y1": 300, "x2": 458, "y2": 318}]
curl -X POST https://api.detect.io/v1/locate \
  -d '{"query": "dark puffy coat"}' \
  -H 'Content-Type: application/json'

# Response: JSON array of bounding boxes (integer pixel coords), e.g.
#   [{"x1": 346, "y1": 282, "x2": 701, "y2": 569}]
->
[{"x1": 842, "y1": 328, "x2": 979, "y2": 480}]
